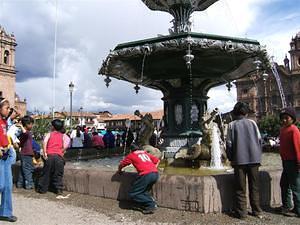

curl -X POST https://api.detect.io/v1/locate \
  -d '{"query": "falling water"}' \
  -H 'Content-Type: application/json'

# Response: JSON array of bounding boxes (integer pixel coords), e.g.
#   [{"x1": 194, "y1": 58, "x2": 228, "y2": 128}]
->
[{"x1": 210, "y1": 124, "x2": 223, "y2": 169}]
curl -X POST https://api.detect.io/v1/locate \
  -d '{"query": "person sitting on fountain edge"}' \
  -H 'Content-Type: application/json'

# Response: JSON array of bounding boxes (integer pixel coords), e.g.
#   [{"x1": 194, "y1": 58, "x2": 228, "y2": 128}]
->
[
  {"x1": 226, "y1": 102, "x2": 263, "y2": 219},
  {"x1": 37, "y1": 119, "x2": 70, "y2": 195},
  {"x1": 117, "y1": 143, "x2": 160, "y2": 214}
]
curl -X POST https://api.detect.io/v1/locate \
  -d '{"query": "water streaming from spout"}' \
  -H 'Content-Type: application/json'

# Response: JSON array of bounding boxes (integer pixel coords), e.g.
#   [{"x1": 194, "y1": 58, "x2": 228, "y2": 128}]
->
[{"x1": 210, "y1": 124, "x2": 223, "y2": 169}]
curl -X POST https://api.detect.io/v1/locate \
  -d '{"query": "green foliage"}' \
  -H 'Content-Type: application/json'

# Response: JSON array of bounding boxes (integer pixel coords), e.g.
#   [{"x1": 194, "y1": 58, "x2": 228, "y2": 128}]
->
[
  {"x1": 258, "y1": 115, "x2": 281, "y2": 137},
  {"x1": 32, "y1": 117, "x2": 51, "y2": 141},
  {"x1": 296, "y1": 121, "x2": 300, "y2": 130}
]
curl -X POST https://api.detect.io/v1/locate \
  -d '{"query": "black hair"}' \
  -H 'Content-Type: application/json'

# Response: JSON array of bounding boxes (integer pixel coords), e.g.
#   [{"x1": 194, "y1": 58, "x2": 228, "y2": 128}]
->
[
  {"x1": 130, "y1": 143, "x2": 140, "y2": 151},
  {"x1": 51, "y1": 119, "x2": 64, "y2": 131},
  {"x1": 0, "y1": 97, "x2": 9, "y2": 108},
  {"x1": 232, "y1": 102, "x2": 250, "y2": 116},
  {"x1": 21, "y1": 115, "x2": 34, "y2": 126},
  {"x1": 76, "y1": 126, "x2": 81, "y2": 137},
  {"x1": 92, "y1": 131, "x2": 98, "y2": 136}
]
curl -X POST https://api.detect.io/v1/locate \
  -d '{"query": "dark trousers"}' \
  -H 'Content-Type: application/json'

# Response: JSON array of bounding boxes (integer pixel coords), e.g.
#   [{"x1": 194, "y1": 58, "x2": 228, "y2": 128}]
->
[
  {"x1": 129, "y1": 172, "x2": 159, "y2": 209},
  {"x1": 233, "y1": 164, "x2": 262, "y2": 216},
  {"x1": 280, "y1": 160, "x2": 300, "y2": 215},
  {"x1": 38, "y1": 155, "x2": 64, "y2": 193},
  {"x1": 17, "y1": 155, "x2": 34, "y2": 189}
]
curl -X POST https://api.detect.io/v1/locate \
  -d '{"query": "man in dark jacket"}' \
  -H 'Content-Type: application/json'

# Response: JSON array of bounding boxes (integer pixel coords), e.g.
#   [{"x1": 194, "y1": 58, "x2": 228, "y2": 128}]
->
[{"x1": 226, "y1": 102, "x2": 263, "y2": 219}]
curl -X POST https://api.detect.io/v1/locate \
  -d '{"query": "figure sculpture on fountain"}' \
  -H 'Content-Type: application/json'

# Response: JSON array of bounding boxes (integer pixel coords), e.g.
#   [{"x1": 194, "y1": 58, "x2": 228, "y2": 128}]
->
[
  {"x1": 175, "y1": 108, "x2": 227, "y2": 167},
  {"x1": 134, "y1": 110, "x2": 162, "y2": 159}
]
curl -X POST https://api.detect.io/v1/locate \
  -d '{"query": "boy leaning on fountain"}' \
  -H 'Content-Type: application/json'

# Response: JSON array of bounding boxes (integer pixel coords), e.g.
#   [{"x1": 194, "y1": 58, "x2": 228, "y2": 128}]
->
[
  {"x1": 117, "y1": 143, "x2": 160, "y2": 214},
  {"x1": 278, "y1": 107, "x2": 300, "y2": 217},
  {"x1": 226, "y1": 102, "x2": 263, "y2": 219}
]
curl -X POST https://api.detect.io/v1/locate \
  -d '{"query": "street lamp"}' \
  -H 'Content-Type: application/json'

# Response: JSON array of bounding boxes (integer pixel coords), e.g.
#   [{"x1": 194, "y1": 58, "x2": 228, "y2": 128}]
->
[
  {"x1": 69, "y1": 82, "x2": 75, "y2": 129},
  {"x1": 79, "y1": 106, "x2": 83, "y2": 126}
]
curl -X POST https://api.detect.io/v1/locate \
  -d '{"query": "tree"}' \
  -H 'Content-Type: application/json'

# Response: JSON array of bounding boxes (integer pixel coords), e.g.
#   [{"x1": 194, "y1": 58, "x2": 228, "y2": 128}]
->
[
  {"x1": 258, "y1": 115, "x2": 281, "y2": 137},
  {"x1": 32, "y1": 115, "x2": 51, "y2": 142}
]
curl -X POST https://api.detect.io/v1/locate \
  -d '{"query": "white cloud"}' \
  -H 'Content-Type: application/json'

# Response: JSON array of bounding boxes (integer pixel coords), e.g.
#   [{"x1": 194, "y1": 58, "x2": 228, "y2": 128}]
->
[{"x1": 3, "y1": 0, "x2": 299, "y2": 114}]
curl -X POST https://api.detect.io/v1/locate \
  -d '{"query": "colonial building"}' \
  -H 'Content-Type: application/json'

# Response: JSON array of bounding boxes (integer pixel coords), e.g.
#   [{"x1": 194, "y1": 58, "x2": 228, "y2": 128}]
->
[
  {"x1": 103, "y1": 110, "x2": 163, "y2": 130},
  {"x1": 236, "y1": 31, "x2": 300, "y2": 120},
  {"x1": 0, "y1": 26, "x2": 26, "y2": 115}
]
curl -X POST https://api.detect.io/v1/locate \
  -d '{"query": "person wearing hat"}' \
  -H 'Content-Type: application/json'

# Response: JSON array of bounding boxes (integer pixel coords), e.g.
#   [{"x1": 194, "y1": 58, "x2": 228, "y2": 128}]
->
[
  {"x1": 226, "y1": 102, "x2": 263, "y2": 219},
  {"x1": 279, "y1": 106, "x2": 300, "y2": 217},
  {"x1": 117, "y1": 143, "x2": 160, "y2": 214}
]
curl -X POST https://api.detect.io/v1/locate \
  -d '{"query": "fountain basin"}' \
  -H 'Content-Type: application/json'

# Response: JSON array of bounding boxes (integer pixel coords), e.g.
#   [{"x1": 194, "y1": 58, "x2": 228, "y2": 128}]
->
[{"x1": 62, "y1": 167, "x2": 282, "y2": 213}]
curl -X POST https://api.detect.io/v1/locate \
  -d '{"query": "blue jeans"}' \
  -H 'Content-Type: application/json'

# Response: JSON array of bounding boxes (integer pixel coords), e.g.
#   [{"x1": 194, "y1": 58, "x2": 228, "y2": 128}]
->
[
  {"x1": 17, "y1": 155, "x2": 34, "y2": 189},
  {"x1": 129, "y1": 172, "x2": 159, "y2": 209},
  {"x1": 0, "y1": 147, "x2": 16, "y2": 217}
]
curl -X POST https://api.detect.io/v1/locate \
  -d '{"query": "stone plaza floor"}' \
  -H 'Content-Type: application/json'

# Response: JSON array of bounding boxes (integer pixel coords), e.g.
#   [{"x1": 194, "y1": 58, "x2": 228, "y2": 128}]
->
[{"x1": 10, "y1": 188, "x2": 299, "y2": 225}]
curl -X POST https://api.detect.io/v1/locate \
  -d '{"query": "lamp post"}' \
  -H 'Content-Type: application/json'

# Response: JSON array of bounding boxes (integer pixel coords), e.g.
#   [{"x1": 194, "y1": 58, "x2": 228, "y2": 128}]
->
[
  {"x1": 79, "y1": 106, "x2": 83, "y2": 126},
  {"x1": 69, "y1": 82, "x2": 75, "y2": 129},
  {"x1": 262, "y1": 72, "x2": 269, "y2": 115}
]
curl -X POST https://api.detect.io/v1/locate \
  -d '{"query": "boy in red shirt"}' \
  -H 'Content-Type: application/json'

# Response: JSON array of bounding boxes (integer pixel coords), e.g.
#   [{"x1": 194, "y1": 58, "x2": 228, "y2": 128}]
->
[
  {"x1": 37, "y1": 119, "x2": 70, "y2": 194},
  {"x1": 118, "y1": 144, "x2": 160, "y2": 214},
  {"x1": 279, "y1": 107, "x2": 300, "y2": 217}
]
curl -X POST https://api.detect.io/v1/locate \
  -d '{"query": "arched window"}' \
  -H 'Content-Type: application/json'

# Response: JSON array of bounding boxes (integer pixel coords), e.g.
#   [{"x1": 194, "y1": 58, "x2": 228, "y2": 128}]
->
[{"x1": 4, "y1": 50, "x2": 9, "y2": 64}]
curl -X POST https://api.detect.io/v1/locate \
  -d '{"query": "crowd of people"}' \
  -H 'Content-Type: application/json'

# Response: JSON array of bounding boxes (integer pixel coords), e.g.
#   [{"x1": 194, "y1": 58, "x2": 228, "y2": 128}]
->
[{"x1": 1, "y1": 96, "x2": 300, "y2": 222}]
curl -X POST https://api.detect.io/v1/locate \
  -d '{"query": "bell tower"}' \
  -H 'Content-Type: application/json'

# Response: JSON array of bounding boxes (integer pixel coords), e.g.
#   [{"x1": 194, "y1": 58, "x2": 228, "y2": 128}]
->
[
  {"x1": 0, "y1": 26, "x2": 17, "y2": 106},
  {"x1": 289, "y1": 32, "x2": 300, "y2": 73}
]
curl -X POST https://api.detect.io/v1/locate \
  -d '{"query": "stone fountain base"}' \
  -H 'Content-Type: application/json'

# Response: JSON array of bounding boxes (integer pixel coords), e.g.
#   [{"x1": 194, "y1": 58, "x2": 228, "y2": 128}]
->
[{"x1": 62, "y1": 167, "x2": 281, "y2": 213}]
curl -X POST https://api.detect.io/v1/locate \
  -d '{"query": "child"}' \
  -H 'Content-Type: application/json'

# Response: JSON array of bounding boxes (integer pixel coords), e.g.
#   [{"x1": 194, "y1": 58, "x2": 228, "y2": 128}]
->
[
  {"x1": 279, "y1": 107, "x2": 300, "y2": 217},
  {"x1": 118, "y1": 143, "x2": 160, "y2": 214},
  {"x1": 37, "y1": 119, "x2": 70, "y2": 194},
  {"x1": 226, "y1": 102, "x2": 263, "y2": 219},
  {"x1": 0, "y1": 97, "x2": 17, "y2": 222},
  {"x1": 17, "y1": 115, "x2": 35, "y2": 189}
]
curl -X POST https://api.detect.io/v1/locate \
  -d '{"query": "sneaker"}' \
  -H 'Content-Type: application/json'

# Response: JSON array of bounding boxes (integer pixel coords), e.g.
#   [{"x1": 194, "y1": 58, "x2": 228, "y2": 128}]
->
[
  {"x1": 142, "y1": 206, "x2": 157, "y2": 215},
  {"x1": 55, "y1": 189, "x2": 63, "y2": 195},
  {"x1": 229, "y1": 211, "x2": 247, "y2": 220},
  {"x1": 250, "y1": 211, "x2": 264, "y2": 219},
  {"x1": 281, "y1": 208, "x2": 297, "y2": 217},
  {"x1": 0, "y1": 215, "x2": 18, "y2": 222}
]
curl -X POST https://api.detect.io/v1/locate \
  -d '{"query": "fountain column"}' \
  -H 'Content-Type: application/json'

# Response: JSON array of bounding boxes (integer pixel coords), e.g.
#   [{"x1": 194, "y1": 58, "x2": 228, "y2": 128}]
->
[{"x1": 159, "y1": 79, "x2": 209, "y2": 154}]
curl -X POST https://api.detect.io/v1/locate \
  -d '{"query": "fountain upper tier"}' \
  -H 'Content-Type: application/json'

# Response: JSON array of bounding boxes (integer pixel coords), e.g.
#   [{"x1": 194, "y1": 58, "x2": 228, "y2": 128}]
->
[
  {"x1": 142, "y1": 0, "x2": 219, "y2": 33},
  {"x1": 99, "y1": 32, "x2": 268, "y2": 95},
  {"x1": 142, "y1": 0, "x2": 219, "y2": 12}
]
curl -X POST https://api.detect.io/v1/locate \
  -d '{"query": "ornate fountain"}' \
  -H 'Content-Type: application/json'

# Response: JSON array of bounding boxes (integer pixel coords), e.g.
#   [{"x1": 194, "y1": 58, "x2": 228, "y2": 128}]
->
[{"x1": 99, "y1": 0, "x2": 268, "y2": 159}]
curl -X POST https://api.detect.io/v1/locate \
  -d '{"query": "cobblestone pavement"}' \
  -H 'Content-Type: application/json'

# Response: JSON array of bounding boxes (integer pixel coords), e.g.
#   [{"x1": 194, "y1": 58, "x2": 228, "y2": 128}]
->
[{"x1": 7, "y1": 188, "x2": 300, "y2": 225}]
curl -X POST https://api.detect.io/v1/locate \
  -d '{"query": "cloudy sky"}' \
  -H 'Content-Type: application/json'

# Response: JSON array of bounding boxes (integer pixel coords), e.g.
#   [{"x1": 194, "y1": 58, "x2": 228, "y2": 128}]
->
[{"x1": 0, "y1": 0, "x2": 299, "y2": 114}]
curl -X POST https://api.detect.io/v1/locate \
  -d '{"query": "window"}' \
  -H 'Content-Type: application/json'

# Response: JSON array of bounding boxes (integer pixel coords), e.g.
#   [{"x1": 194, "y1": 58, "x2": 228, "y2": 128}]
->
[
  {"x1": 0, "y1": 91, "x2": 2, "y2": 97},
  {"x1": 298, "y1": 57, "x2": 300, "y2": 66},
  {"x1": 242, "y1": 89, "x2": 248, "y2": 94},
  {"x1": 4, "y1": 50, "x2": 9, "y2": 64}
]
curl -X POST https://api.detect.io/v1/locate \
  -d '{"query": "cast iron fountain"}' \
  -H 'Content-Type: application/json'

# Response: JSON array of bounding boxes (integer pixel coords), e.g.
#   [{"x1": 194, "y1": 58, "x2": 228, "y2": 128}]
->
[
  {"x1": 60, "y1": 1, "x2": 283, "y2": 213},
  {"x1": 99, "y1": 0, "x2": 268, "y2": 161}
]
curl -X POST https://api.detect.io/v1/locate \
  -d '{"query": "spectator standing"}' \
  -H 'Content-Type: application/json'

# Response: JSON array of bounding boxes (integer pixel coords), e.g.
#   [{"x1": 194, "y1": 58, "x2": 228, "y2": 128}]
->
[
  {"x1": 17, "y1": 115, "x2": 35, "y2": 190},
  {"x1": 70, "y1": 126, "x2": 84, "y2": 148},
  {"x1": 37, "y1": 119, "x2": 70, "y2": 194},
  {"x1": 226, "y1": 102, "x2": 263, "y2": 219},
  {"x1": 278, "y1": 107, "x2": 300, "y2": 217},
  {"x1": 0, "y1": 98, "x2": 17, "y2": 222}
]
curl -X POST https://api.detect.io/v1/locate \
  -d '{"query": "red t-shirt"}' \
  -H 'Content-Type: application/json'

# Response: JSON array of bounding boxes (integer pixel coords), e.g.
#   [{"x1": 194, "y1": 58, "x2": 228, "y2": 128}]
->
[
  {"x1": 92, "y1": 135, "x2": 104, "y2": 148},
  {"x1": 0, "y1": 118, "x2": 9, "y2": 148},
  {"x1": 119, "y1": 150, "x2": 159, "y2": 175},
  {"x1": 280, "y1": 124, "x2": 300, "y2": 162}
]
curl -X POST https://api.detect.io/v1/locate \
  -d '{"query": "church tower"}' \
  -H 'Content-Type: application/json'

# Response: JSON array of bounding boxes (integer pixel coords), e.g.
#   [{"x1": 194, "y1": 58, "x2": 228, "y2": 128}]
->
[
  {"x1": 289, "y1": 32, "x2": 300, "y2": 73},
  {"x1": 0, "y1": 26, "x2": 17, "y2": 106}
]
